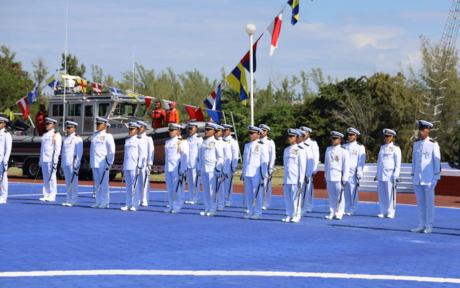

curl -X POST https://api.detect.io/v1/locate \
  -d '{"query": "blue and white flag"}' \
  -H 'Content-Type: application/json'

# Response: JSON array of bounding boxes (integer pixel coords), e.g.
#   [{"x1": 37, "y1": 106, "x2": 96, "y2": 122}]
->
[
  {"x1": 27, "y1": 86, "x2": 39, "y2": 104},
  {"x1": 110, "y1": 87, "x2": 121, "y2": 95},
  {"x1": 204, "y1": 84, "x2": 221, "y2": 110}
]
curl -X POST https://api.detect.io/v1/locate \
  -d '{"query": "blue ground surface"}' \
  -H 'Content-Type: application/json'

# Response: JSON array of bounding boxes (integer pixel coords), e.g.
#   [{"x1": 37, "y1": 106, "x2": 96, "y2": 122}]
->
[{"x1": 1, "y1": 182, "x2": 459, "y2": 287}]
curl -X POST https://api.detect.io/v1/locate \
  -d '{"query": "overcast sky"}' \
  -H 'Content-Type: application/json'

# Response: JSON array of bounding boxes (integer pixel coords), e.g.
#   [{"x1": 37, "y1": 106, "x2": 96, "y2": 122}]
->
[{"x1": 0, "y1": 0, "x2": 454, "y2": 95}]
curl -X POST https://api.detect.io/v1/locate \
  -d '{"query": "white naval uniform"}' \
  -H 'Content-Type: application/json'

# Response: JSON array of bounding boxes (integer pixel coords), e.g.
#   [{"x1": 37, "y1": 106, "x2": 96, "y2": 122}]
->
[
  {"x1": 376, "y1": 142, "x2": 401, "y2": 217},
  {"x1": 138, "y1": 133, "x2": 154, "y2": 205},
  {"x1": 223, "y1": 135, "x2": 239, "y2": 206},
  {"x1": 304, "y1": 138, "x2": 320, "y2": 210},
  {"x1": 299, "y1": 142, "x2": 314, "y2": 215},
  {"x1": 39, "y1": 129, "x2": 62, "y2": 201},
  {"x1": 261, "y1": 136, "x2": 276, "y2": 209},
  {"x1": 242, "y1": 140, "x2": 269, "y2": 216},
  {"x1": 61, "y1": 133, "x2": 83, "y2": 205},
  {"x1": 90, "y1": 130, "x2": 115, "y2": 207},
  {"x1": 178, "y1": 137, "x2": 190, "y2": 207},
  {"x1": 342, "y1": 141, "x2": 366, "y2": 214},
  {"x1": 165, "y1": 136, "x2": 189, "y2": 211},
  {"x1": 283, "y1": 145, "x2": 306, "y2": 218},
  {"x1": 0, "y1": 128, "x2": 12, "y2": 203},
  {"x1": 324, "y1": 145, "x2": 350, "y2": 218},
  {"x1": 124, "y1": 135, "x2": 146, "y2": 209},
  {"x1": 411, "y1": 137, "x2": 441, "y2": 229},
  {"x1": 187, "y1": 134, "x2": 203, "y2": 203},
  {"x1": 217, "y1": 137, "x2": 232, "y2": 209},
  {"x1": 198, "y1": 137, "x2": 223, "y2": 213}
]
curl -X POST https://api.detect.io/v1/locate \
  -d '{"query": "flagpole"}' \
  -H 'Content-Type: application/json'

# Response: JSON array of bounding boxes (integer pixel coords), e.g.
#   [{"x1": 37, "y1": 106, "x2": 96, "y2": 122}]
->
[
  {"x1": 246, "y1": 24, "x2": 256, "y2": 126},
  {"x1": 133, "y1": 53, "x2": 135, "y2": 92},
  {"x1": 63, "y1": 0, "x2": 69, "y2": 133}
]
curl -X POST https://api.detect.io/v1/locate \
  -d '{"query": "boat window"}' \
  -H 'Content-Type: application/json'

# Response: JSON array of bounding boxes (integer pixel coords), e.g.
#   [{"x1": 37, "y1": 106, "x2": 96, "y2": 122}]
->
[
  {"x1": 113, "y1": 103, "x2": 136, "y2": 116},
  {"x1": 136, "y1": 104, "x2": 146, "y2": 117},
  {"x1": 68, "y1": 104, "x2": 82, "y2": 116},
  {"x1": 85, "y1": 105, "x2": 93, "y2": 117},
  {"x1": 98, "y1": 103, "x2": 110, "y2": 117},
  {"x1": 52, "y1": 104, "x2": 63, "y2": 117}
]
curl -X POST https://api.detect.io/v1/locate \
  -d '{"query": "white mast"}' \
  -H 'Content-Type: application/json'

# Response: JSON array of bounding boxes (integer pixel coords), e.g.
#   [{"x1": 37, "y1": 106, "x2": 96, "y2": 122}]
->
[{"x1": 62, "y1": 0, "x2": 69, "y2": 132}]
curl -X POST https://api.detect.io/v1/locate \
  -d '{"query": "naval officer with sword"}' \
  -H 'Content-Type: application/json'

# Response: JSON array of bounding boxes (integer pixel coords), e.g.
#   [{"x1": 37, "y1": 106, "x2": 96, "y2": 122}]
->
[
  {"x1": 39, "y1": 118, "x2": 62, "y2": 202},
  {"x1": 0, "y1": 117, "x2": 12, "y2": 204},
  {"x1": 137, "y1": 121, "x2": 154, "y2": 207},
  {"x1": 222, "y1": 124, "x2": 239, "y2": 207},
  {"x1": 61, "y1": 121, "x2": 83, "y2": 207},
  {"x1": 185, "y1": 123, "x2": 202, "y2": 205},
  {"x1": 259, "y1": 124, "x2": 276, "y2": 211}
]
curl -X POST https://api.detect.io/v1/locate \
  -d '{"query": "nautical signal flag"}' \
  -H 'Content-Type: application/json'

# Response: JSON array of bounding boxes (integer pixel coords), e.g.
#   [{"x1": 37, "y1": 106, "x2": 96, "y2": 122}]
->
[
  {"x1": 240, "y1": 34, "x2": 263, "y2": 73},
  {"x1": 16, "y1": 96, "x2": 29, "y2": 119},
  {"x1": 109, "y1": 87, "x2": 121, "y2": 95},
  {"x1": 195, "y1": 107, "x2": 205, "y2": 121},
  {"x1": 206, "y1": 109, "x2": 221, "y2": 124},
  {"x1": 5, "y1": 107, "x2": 14, "y2": 121},
  {"x1": 76, "y1": 79, "x2": 88, "y2": 93},
  {"x1": 144, "y1": 96, "x2": 155, "y2": 109},
  {"x1": 27, "y1": 86, "x2": 39, "y2": 105},
  {"x1": 204, "y1": 84, "x2": 222, "y2": 111},
  {"x1": 45, "y1": 75, "x2": 58, "y2": 90},
  {"x1": 225, "y1": 63, "x2": 249, "y2": 103},
  {"x1": 288, "y1": 0, "x2": 299, "y2": 25},
  {"x1": 267, "y1": 8, "x2": 284, "y2": 56},
  {"x1": 184, "y1": 105, "x2": 196, "y2": 120},
  {"x1": 92, "y1": 82, "x2": 102, "y2": 95}
]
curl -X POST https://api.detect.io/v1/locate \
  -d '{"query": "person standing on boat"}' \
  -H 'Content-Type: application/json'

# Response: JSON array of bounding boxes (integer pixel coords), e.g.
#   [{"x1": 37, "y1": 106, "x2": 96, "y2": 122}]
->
[
  {"x1": 343, "y1": 127, "x2": 366, "y2": 216},
  {"x1": 39, "y1": 118, "x2": 62, "y2": 202},
  {"x1": 151, "y1": 100, "x2": 166, "y2": 129},
  {"x1": 137, "y1": 121, "x2": 154, "y2": 207},
  {"x1": 165, "y1": 102, "x2": 180, "y2": 126},
  {"x1": 375, "y1": 129, "x2": 401, "y2": 219},
  {"x1": 259, "y1": 124, "x2": 276, "y2": 211},
  {"x1": 410, "y1": 120, "x2": 441, "y2": 234},
  {"x1": 90, "y1": 117, "x2": 115, "y2": 209},
  {"x1": 185, "y1": 122, "x2": 202, "y2": 205},
  {"x1": 61, "y1": 121, "x2": 83, "y2": 207},
  {"x1": 222, "y1": 124, "x2": 239, "y2": 207},
  {"x1": 324, "y1": 131, "x2": 350, "y2": 220},
  {"x1": 35, "y1": 104, "x2": 48, "y2": 136},
  {"x1": 0, "y1": 117, "x2": 12, "y2": 204}
]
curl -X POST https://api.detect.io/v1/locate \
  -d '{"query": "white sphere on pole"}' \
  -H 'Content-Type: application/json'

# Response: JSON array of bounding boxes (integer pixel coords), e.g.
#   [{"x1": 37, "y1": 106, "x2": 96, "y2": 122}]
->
[{"x1": 245, "y1": 24, "x2": 256, "y2": 35}]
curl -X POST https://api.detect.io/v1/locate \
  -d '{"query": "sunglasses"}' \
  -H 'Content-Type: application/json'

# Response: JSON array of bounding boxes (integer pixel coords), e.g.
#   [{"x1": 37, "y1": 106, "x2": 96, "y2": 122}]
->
[
  {"x1": 288, "y1": 135, "x2": 296, "y2": 138},
  {"x1": 66, "y1": 126, "x2": 74, "y2": 129},
  {"x1": 248, "y1": 131, "x2": 256, "y2": 135},
  {"x1": 96, "y1": 123, "x2": 104, "y2": 126},
  {"x1": 45, "y1": 122, "x2": 53, "y2": 125},
  {"x1": 384, "y1": 135, "x2": 392, "y2": 138}
]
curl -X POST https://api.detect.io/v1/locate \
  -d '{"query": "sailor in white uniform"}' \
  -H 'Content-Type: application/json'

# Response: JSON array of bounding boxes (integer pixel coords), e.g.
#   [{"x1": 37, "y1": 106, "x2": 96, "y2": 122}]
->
[
  {"x1": 61, "y1": 121, "x2": 83, "y2": 207},
  {"x1": 241, "y1": 126, "x2": 269, "y2": 220},
  {"x1": 375, "y1": 129, "x2": 401, "y2": 218},
  {"x1": 197, "y1": 122, "x2": 223, "y2": 216},
  {"x1": 222, "y1": 124, "x2": 239, "y2": 207},
  {"x1": 300, "y1": 126, "x2": 320, "y2": 212},
  {"x1": 259, "y1": 124, "x2": 276, "y2": 210},
  {"x1": 121, "y1": 123, "x2": 145, "y2": 211},
  {"x1": 0, "y1": 117, "x2": 12, "y2": 204},
  {"x1": 324, "y1": 131, "x2": 350, "y2": 220},
  {"x1": 185, "y1": 123, "x2": 203, "y2": 205},
  {"x1": 39, "y1": 118, "x2": 62, "y2": 202},
  {"x1": 342, "y1": 127, "x2": 366, "y2": 215},
  {"x1": 90, "y1": 117, "x2": 115, "y2": 209},
  {"x1": 164, "y1": 123, "x2": 189, "y2": 213},
  {"x1": 216, "y1": 125, "x2": 231, "y2": 211},
  {"x1": 137, "y1": 121, "x2": 154, "y2": 206},
  {"x1": 411, "y1": 120, "x2": 441, "y2": 234},
  {"x1": 178, "y1": 126, "x2": 189, "y2": 208},
  {"x1": 295, "y1": 129, "x2": 314, "y2": 217},
  {"x1": 282, "y1": 129, "x2": 306, "y2": 223}
]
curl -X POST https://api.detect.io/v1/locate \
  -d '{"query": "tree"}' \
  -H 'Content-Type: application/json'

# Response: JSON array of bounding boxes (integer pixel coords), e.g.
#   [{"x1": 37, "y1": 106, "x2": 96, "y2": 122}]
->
[
  {"x1": 31, "y1": 57, "x2": 49, "y2": 93},
  {"x1": 61, "y1": 53, "x2": 86, "y2": 77},
  {"x1": 91, "y1": 64, "x2": 103, "y2": 83}
]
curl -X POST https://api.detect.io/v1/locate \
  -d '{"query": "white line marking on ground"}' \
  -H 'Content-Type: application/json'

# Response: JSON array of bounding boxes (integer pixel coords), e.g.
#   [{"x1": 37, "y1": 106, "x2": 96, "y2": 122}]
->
[{"x1": 0, "y1": 270, "x2": 458, "y2": 283}]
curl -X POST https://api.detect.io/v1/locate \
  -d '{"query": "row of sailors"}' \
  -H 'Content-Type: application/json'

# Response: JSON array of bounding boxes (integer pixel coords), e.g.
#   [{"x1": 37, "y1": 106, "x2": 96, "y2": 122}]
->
[{"x1": 0, "y1": 117, "x2": 441, "y2": 233}]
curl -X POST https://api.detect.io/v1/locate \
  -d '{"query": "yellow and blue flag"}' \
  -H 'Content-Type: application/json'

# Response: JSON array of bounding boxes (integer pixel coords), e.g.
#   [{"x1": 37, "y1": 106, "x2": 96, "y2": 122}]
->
[
  {"x1": 45, "y1": 75, "x2": 57, "y2": 89},
  {"x1": 288, "y1": 0, "x2": 299, "y2": 25},
  {"x1": 225, "y1": 63, "x2": 249, "y2": 103}
]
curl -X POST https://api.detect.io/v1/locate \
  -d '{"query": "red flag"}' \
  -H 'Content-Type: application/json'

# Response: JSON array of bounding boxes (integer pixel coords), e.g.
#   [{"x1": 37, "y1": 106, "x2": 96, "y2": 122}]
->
[
  {"x1": 185, "y1": 105, "x2": 196, "y2": 119},
  {"x1": 195, "y1": 107, "x2": 205, "y2": 121},
  {"x1": 16, "y1": 96, "x2": 29, "y2": 119},
  {"x1": 144, "y1": 96, "x2": 154, "y2": 109},
  {"x1": 267, "y1": 8, "x2": 284, "y2": 56},
  {"x1": 92, "y1": 82, "x2": 102, "y2": 95}
]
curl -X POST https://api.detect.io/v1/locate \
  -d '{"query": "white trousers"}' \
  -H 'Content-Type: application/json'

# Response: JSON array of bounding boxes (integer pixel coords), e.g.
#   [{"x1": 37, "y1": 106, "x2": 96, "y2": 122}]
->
[
  {"x1": 378, "y1": 181, "x2": 395, "y2": 216},
  {"x1": 139, "y1": 167, "x2": 150, "y2": 205},
  {"x1": 187, "y1": 168, "x2": 200, "y2": 202},
  {"x1": 165, "y1": 170, "x2": 182, "y2": 210},
  {"x1": 217, "y1": 174, "x2": 228, "y2": 209},
  {"x1": 63, "y1": 166, "x2": 78, "y2": 205},
  {"x1": 413, "y1": 180, "x2": 438, "y2": 228},
  {"x1": 301, "y1": 178, "x2": 313, "y2": 214},
  {"x1": 42, "y1": 162, "x2": 57, "y2": 200},
  {"x1": 93, "y1": 167, "x2": 110, "y2": 206},
  {"x1": 344, "y1": 176, "x2": 359, "y2": 213},
  {"x1": 0, "y1": 165, "x2": 8, "y2": 203},
  {"x1": 202, "y1": 171, "x2": 217, "y2": 212},
  {"x1": 179, "y1": 173, "x2": 186, "y2": 208},
  {"x1": 125, "y1": 169, "x2": 139, "y2": 208},
  {"x1": 225, "y1": 174, "x2": 233, "y2": 205},
  {"x1": 284, "y1": 184, "x2": 301, "y2": 218},
  {"x1": 262, "y1": 177, "x2": 272, "y2": 208},
  {"x1": 327, "y1": 181, "x2": 344, "y2": 217},
  {"x1": 244, "y1": 176, "x2": 263, "y2": 216}
]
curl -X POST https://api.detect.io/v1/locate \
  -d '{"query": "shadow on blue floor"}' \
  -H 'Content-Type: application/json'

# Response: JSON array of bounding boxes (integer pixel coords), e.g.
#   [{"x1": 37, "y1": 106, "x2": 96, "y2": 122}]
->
[{"x1": 1, "y1": 183, "x2": 459, "y2": 287}]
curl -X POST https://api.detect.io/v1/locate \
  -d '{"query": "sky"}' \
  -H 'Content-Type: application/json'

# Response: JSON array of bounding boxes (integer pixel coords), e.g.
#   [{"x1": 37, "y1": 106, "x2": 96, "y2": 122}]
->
[{"x1": 0, "y1": 0, "x2": 455, "y2": 95}]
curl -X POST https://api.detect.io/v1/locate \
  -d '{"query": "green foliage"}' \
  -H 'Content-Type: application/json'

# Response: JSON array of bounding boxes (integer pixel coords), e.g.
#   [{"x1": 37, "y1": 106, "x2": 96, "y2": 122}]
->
[{"x1": 61, "y1": 53, "x2": 86, "y2": 77}]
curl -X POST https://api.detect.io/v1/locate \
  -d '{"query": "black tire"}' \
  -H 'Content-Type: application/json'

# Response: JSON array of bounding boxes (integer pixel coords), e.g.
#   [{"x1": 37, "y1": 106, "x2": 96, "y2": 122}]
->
[{"x1": 26, "y1": 159, "x2": 41, "y2": 179}]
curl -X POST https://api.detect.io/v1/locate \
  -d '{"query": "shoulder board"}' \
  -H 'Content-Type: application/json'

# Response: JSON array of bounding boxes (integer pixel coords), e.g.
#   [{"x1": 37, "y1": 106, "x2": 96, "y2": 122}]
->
[
  {"x1": 77, "y1": 135, "x2": 80, "y2": 137},
  {"x1": 203, "y1": 136, "x2": 207, "y2": 140},
  {"x1": 223, "y1": 139, "x2": 229, "y2": 142},
  {"x1": 5, "y1": 131, "x2": 9, "y2": 134},
  {"x1": 415, "y1": 139, "x2": 421, "y2": 142},
  {"x1": 107, "y1": 132, "x2": 111, "y2": 134},
  {"x1": 232, "y1": 136, "x2": 236, "y2": 141},
  {"x1": 303, "y1": 143, "x2": 310, "y2": 147},
  {"x1": 393, "y1": 144, "x2": 399, "y2": 147},
  {"x1": 267, "y1": 137, "x2": 272, "y2": 141},
  {"x1": 137, "y1": 136, "x2": 142, "y2": 139},
  {"x1": 357, "y1": 142, "x2": 363, "y2": 146},
  {"x1": 429, "y1": 139, "x2": 437, "y2": 143},
  {"x1": 215, "y1": 137, "x2": 221, "y2": 141},
  {"x1": 55, "y1": 131, "x2": 60, "y2": 134},
  {"x1": 196, "y1": 136, "x2": 202, "y2": 138},
  {"x1": 298, "y1": 145, "x2": 304, "y2": 149},
  {"x1": 258, "y1": 141, "x2": 264, "y2": 144},
  {"x1": 311, "y1": 139, "x2": 316, "y2": 142},
  {"x1": 341, "y1": 146, "x2": 347, "y2": 150}
]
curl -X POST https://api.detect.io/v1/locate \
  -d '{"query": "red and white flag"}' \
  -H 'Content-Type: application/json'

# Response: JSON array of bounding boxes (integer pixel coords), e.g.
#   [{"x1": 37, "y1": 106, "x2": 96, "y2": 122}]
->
[
  {"x1": 184, "y1": 105, "x2": 196, "y2": 120},
  {"x1": 16, "y1": 96, "x2": 29, "y2": 119},
  {"x1": 267, "y1": 8, "x2": 284, "y2": 56},
  {"x1": 92, "y1": 82, "x2": 102, "y2": 95}
]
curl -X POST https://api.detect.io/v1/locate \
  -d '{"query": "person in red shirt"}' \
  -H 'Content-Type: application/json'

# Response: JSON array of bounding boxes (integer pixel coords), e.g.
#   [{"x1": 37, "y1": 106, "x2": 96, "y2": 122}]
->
[
  {"x1": 151, "y1": 100, "x2": 166, "y2": 129},
  {"x1": 165, "y1": 102, "x2": 180, "y2": 126},
  {"x1": 35, "y1": 104, "x2": 48, "y2": 136}
]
